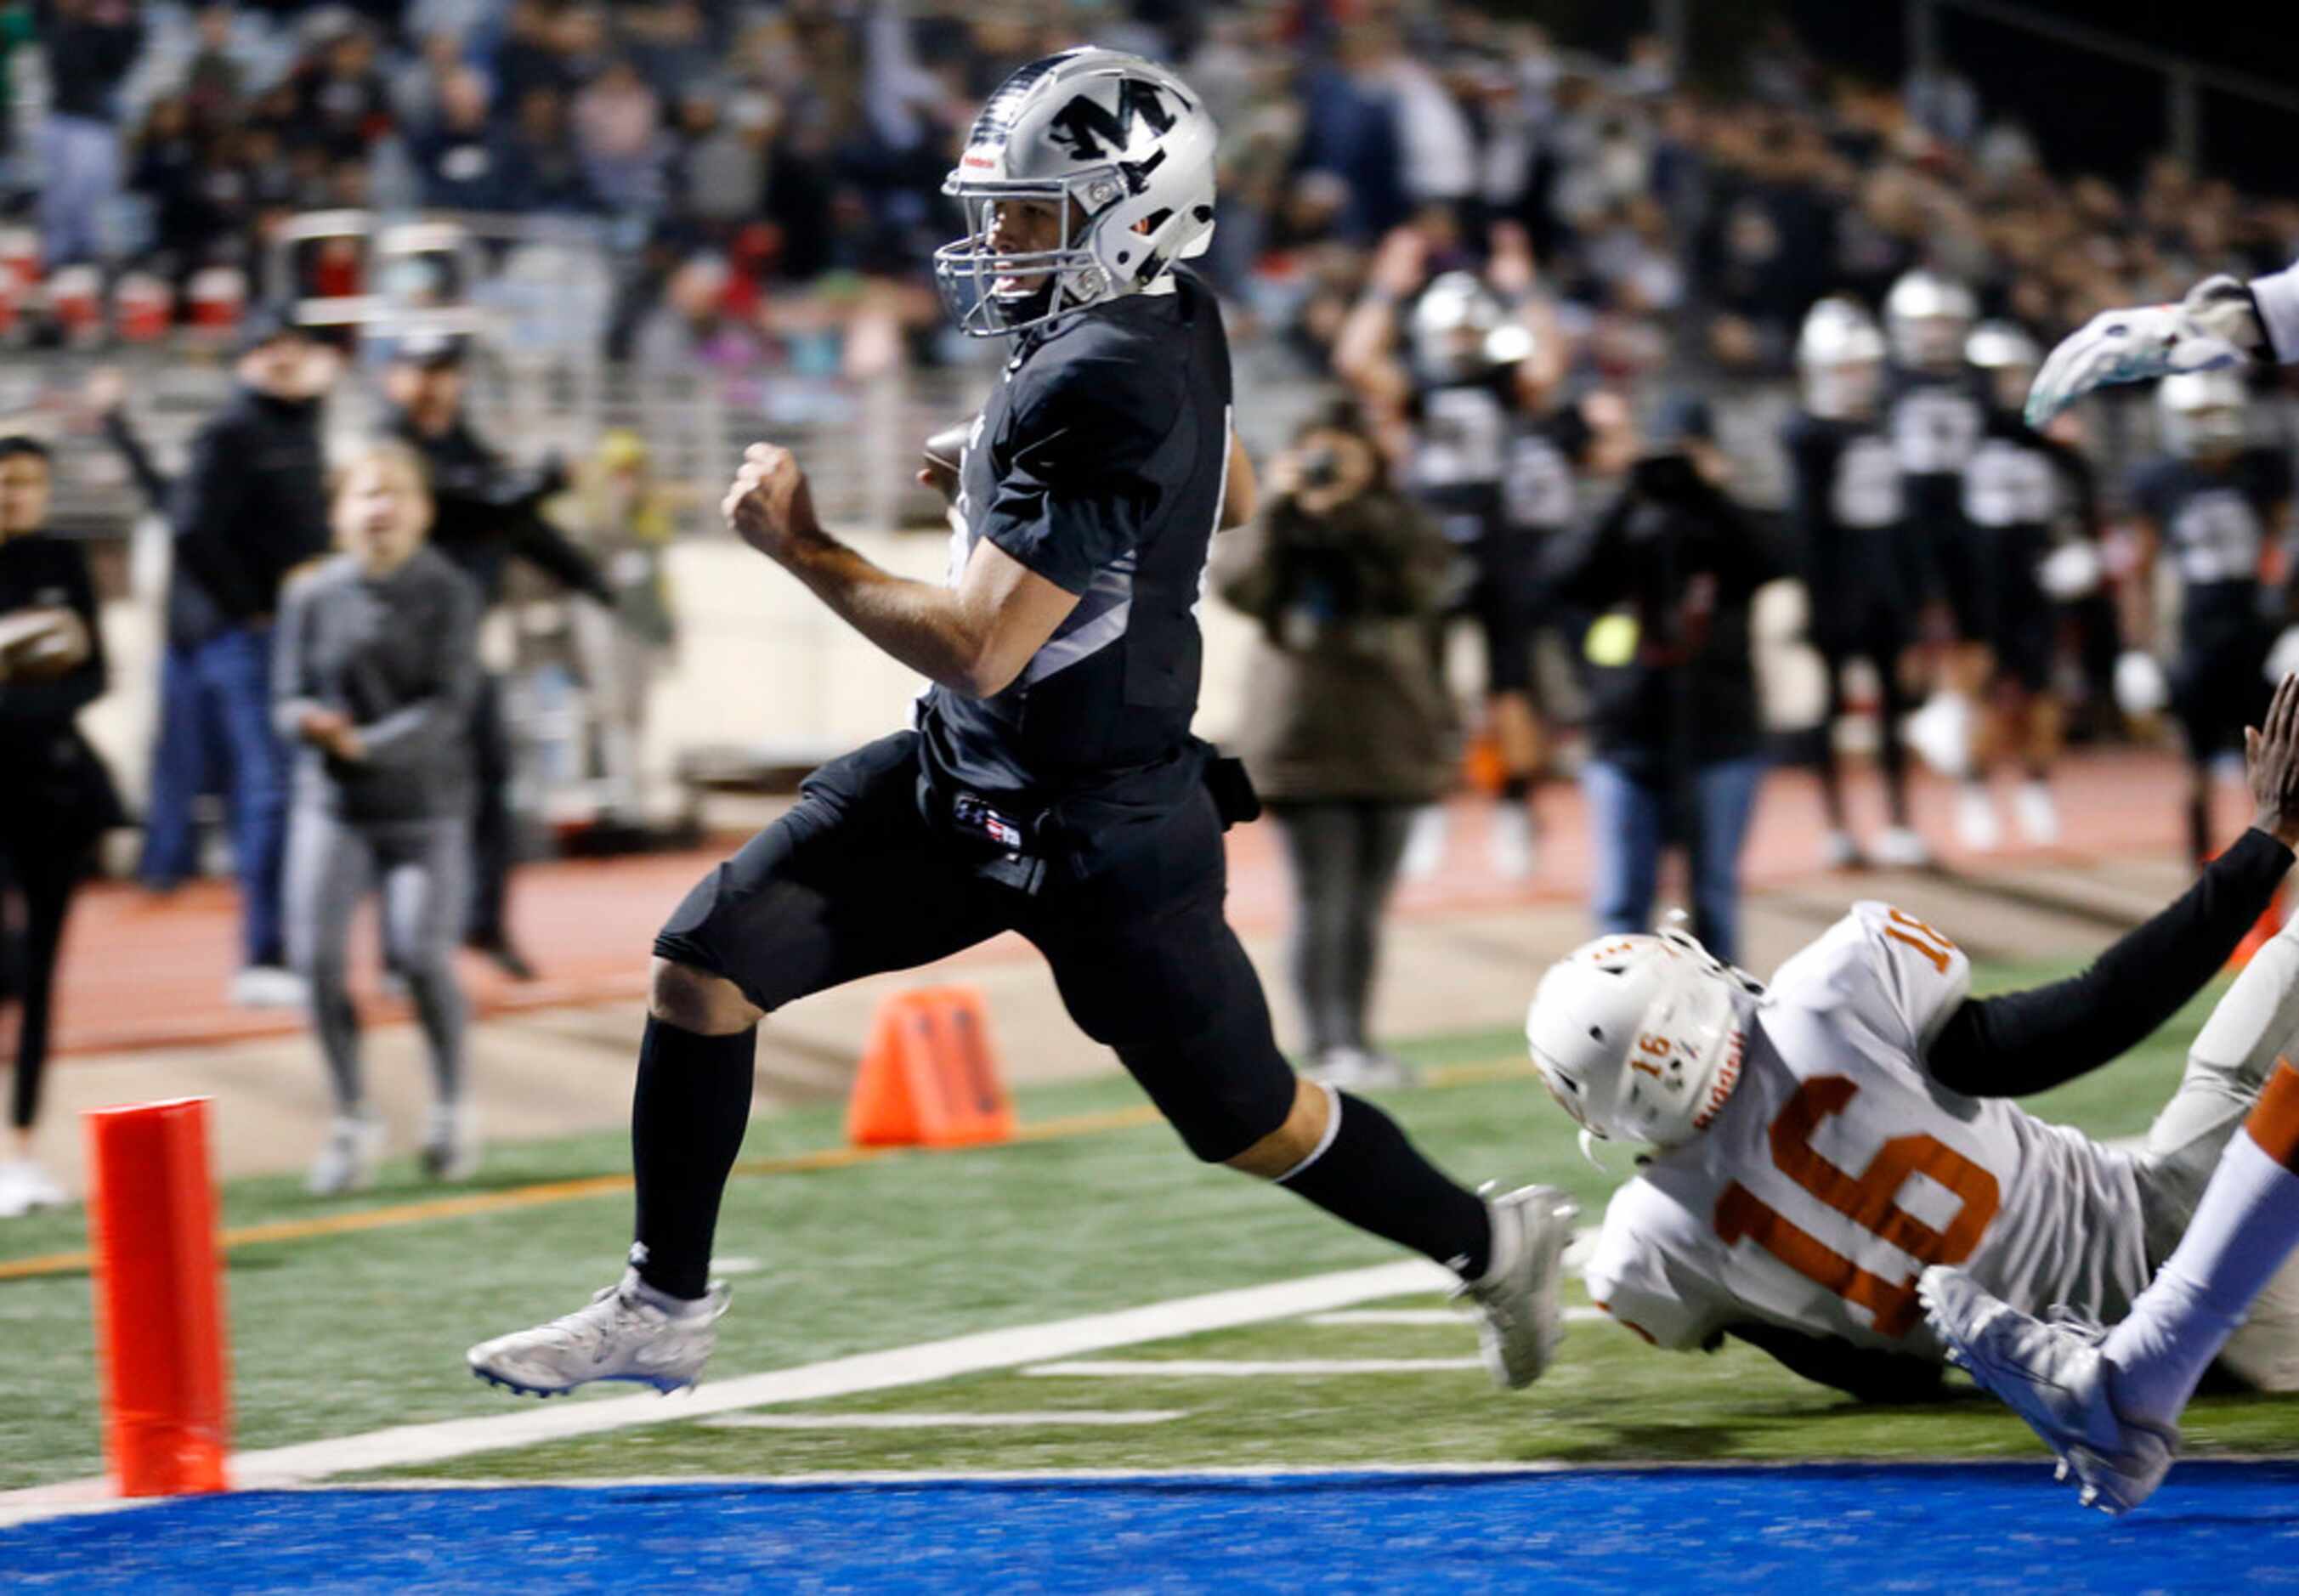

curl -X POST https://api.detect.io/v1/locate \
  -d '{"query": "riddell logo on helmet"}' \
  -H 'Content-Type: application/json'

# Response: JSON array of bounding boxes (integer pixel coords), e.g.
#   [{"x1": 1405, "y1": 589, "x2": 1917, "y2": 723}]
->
[
  {"x1": 962, "y1": 153, "x2": 997, "y2": 168},
  {"x1": 1690, "y1": 1027, "x2": 1747, "y2": 1132}
]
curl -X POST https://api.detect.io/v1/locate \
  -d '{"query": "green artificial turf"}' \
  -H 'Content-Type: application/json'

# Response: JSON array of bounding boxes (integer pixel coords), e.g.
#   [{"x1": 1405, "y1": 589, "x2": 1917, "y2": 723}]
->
[{"x1": 5, "y1": 962, "x2": 2287, "y2": 1493}]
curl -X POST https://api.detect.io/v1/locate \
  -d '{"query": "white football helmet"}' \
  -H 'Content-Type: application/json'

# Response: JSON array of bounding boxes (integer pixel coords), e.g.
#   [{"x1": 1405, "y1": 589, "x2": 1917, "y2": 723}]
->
[
  {"x1": 2157, "y1": 369, "x2": 2249, "y2": 459},
  {"x1": 936, "y1": 48, "x2": 1218, "y2": 337},
  {"x1": 1884, "y1": 269, "x2": 1977, "y2": 374},
  {"x1": 1965, "y1": 320, "x2": 2041, "y2": 414},
  {"x1": 1412, "y1": 271, "x2": 1520, "y2": 386},
  {"x1": 1795, "y1": 297, "x2": 1887, "y2": 420},
  {"x1": 1524, "y1": 927, "x2": 1758, "y2": 1156}
]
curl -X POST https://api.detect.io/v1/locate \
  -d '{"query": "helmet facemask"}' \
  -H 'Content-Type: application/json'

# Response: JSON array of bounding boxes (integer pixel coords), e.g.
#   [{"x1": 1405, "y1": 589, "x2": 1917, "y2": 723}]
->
[{"x1": 936, "y1": 181, "x2": 1120, "y2": 338}]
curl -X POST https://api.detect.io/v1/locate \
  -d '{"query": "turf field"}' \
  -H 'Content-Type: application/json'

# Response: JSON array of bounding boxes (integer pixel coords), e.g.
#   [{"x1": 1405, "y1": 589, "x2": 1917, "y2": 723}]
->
[{"x1": 7, "y1": 959, "x2": 2299, "y2": 1588}]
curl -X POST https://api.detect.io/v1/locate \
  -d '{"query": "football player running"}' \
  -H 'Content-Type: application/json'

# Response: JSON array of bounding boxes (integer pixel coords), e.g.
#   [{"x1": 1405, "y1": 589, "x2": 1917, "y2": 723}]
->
[
  {"x1": 1925, "y1": 257, "x2": 2299, "y2": 1514},
  {"x1": 466, "y1": 51, "x2": 1576, "y2": 1402},
  {"x1": 1522, "y1": 672, "x2": 2299, "y2": 1423}
]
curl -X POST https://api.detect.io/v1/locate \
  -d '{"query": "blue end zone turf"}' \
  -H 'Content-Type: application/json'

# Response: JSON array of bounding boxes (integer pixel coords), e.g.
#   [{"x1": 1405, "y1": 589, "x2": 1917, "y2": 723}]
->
[{"x1": 8, "y1": 1462, "x2": 2299, "y2": 1592}]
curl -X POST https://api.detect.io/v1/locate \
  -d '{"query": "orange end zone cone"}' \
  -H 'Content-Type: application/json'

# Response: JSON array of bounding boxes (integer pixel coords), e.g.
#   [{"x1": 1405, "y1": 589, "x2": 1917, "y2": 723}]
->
[
  {"x1": 84, "y1": 1097, "x2": 230, "y2": 1496},
  {"x1": 847, "y1": 985, "x2": 1016, "y2": 1149}
]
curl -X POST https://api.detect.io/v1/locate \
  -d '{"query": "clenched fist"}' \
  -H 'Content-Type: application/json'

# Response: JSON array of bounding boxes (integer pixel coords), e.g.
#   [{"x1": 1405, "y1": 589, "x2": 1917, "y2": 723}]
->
[{"x1": 721, "y1": 443, "x2": 824, "y2": 564}]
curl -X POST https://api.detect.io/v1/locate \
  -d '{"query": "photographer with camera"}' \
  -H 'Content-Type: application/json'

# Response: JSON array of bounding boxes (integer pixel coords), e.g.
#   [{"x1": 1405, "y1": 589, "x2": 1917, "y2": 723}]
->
[
  {"x1": 1548, "y1": 396, "x2": 1784, "y2": 965},
  {"x1": 1214, "y1": 404, "x2": 1457, "y2": 1089}
]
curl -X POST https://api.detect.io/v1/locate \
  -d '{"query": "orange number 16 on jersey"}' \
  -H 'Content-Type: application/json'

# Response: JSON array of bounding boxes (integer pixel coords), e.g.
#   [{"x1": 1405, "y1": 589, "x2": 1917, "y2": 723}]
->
[{"x1": 1713, "y1": 1074, "x2": 2001, "y2": 1338}]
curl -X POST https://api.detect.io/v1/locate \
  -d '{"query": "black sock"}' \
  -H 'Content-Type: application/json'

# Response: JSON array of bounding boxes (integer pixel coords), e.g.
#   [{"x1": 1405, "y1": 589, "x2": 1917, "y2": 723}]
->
[
  {"x1": 630, "y1": 1016, "x2": 757, "y2": 1300},
  {"x1": 1277, "y1": 1089, "x2": 1492, "y2": 1278}
]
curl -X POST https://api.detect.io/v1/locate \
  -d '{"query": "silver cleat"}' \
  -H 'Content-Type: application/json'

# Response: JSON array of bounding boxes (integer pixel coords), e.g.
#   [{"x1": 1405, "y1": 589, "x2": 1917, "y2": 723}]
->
[
  {"x1": 1919, "y1": 1265, "x2": 2177, "y2": 1514},
  {"x1": 467, "y1": 1270, "x2": 731, "y2": 1397},
  {"x1": 1452, "y1": 1183, "x2": 1580, "y2": 1389}
]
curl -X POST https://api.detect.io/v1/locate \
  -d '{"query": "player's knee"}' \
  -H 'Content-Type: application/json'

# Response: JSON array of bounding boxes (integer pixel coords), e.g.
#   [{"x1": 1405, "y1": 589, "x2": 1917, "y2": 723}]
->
[
  {"x1": 648, "y1": 957, "x2": 761, "y2": 1034},
  {"x1": 1224, "y1": 1077, "x2": 1332, "y2": 1180}
]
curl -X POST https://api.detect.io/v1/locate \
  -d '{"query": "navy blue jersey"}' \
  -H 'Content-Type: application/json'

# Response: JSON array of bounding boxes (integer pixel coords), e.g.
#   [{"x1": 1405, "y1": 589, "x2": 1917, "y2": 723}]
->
[
  {"x1": 1405, "y1": 365, "x2": 1516, "y2": 540},
  {"x1": 1885, "y1": 367, "x2": 1986, "y2": 533},
  {"x1": 1781, "y1": 409, "x2": 1912, "y2": 622},
  {"x1": 921, "y1": 269, "x2": 1232, "y2": 801},
  {"x1": 2127, "y1": 448, "x2": 2293, "y2": 650},
  {"x1": 1963, "y1": 410, "x2": 2095, "y2": 546}
]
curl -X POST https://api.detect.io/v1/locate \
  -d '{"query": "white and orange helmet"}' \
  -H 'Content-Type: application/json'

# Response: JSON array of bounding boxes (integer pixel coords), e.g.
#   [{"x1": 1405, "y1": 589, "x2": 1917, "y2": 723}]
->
[
  {"x1": 935, "y1": 48, "x2": 1218, "y2": 337},
  {"x1": 1525, "y1": 926, "x2": 1758, "y2": 1154}
]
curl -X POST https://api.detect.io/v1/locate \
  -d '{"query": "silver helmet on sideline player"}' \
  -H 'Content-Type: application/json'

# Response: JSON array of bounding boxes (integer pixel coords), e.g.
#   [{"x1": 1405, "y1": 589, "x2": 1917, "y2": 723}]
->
[
  {"x1": 1795, "y1": 297, "x2": 1888, "y2": 420},
  {"x1": 935, "y1": 48, "x2": 1218, "y2": 337},
  {"x1": 1410, "y1": 271, "x2": 1534, "y2": 386},
  {"x1": 1525, "y1": 927, "x2": 1762, "y2": 1157},
  {"x1": 1965, "y1": 320, "x2": 2043, "y2": 416},
  {"x1": 2156, "y1": 369, "x2": 2250, "y2": 460},
  {"x1": 1884, "y1": 269, "x2": 1978, "y2": 375}
]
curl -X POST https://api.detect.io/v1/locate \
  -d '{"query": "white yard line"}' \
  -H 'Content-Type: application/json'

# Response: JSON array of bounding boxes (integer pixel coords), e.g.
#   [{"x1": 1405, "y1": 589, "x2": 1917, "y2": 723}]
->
[
  {"x1": 1307, "y1": 1307, "x2": 1608, "y2": 1328},
  {"x1": 1024, "y1": 1357, "x2": 1487, "y2": 1378},
  {"x1": 699, "y1": 1411, "x2": 1187, "y2": 1432},
  {"x1": 0, "y1": 1258, "x2": 1452, "y2": 1529}
]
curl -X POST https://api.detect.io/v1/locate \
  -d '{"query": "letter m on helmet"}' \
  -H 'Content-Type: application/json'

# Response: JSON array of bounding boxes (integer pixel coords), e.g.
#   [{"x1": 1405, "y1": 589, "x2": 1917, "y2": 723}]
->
[{"x1": 1045, "y1": 79, "x2": 1181, "y2": 162}]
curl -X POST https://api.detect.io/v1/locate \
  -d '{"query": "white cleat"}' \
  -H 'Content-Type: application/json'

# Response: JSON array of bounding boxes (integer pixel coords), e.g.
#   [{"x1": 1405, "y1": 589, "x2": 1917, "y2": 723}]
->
[
  {"x1": 1918, "y1": 1265, "x2": 2177, "y2": 1514},
  {"x1": 1452, "y1": 1183, "x2": 1580, "y2": 1389},
  {"x1": 230, "y1": 964, "x2": 309, "y2": 1010},
  {"x1": 1821, "y1": 829, "x2": 1863, "y2": 871},
  {"x1": 306, "y1": 1112, "x2": 388, "y2": 1197},
  {"x1": 0, "y1": 1158, "x2": 68, "y2": 1218},
  {"x1": 1399, "y1": 806, "x2": 1448, "y2": 880},
  {"x1": 1489, "y1": 804, "x2": 1538, "y2": 881},
  {"x1": 1303, "y1": 1046, "x2": 1422, "y2": 1091},
  {"x1": 422, "y1": 1101, "x2": 482, "y2": 1182},
  {"x1": 1956, "y1": 784, "x2": 2002, "y2": 852},
  {"x1": 1873, "y1": 825, "x2": 1934, "y2": 869},
  {"x1": 467, "y1": 1270, "x2": 731, "y2": 1396},
  {"x1": 2016, "y1": 780, "x2": 2061, "y2": 846}
]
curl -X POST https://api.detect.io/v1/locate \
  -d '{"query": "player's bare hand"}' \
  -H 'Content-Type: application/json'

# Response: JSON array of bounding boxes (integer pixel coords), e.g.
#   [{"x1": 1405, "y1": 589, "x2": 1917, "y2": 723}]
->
[
  {"x1": 1367, "y1": 226, "x2": 1429, "y2": 299},
  {"x1": 722, "y1": 443, "x2": 823, "y2": 564},
  {"x1": 2245, "y1": 672, "x2": 2299, "y2": 848},
  {"x1": 1487, "y1": 221, "x2": 1539, "y2": 299},
  {"x1": 82, "y1": 366, "x2": 127, "y2": 420}
]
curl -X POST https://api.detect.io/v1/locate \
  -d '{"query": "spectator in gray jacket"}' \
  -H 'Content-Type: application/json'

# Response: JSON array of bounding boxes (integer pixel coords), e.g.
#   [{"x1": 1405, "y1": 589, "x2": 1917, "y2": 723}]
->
[
  {"x1": 1215, "y1": 405, "x2": 1458, "y2": 1089},
  {"x1": 275, "y1": 442, "x2": 484, "y2": 1196}
]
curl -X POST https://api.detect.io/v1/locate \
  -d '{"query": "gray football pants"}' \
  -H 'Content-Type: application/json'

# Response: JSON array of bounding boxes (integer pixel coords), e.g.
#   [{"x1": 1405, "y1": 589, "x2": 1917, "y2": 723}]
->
[{"x1": 286, "y1": 806, "x2": 469, "y2": 1114}]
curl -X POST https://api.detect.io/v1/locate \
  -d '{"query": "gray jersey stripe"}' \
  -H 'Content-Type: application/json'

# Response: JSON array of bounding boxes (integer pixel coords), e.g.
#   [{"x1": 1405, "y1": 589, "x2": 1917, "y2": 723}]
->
[{"x1": 1022, "y1": 597, "x2": 1134, "y2": 686}]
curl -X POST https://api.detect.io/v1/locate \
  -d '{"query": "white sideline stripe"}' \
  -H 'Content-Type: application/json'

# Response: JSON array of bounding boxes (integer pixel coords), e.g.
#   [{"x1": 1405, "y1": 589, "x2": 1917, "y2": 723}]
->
[
  {"x1": 699, "y1": 1410, "x2": 1186, "y2": 1432},
  {"x1": 1024, "y1": 1358, "x2": 1486, "y2": 1378},
  {"x1": 0, "y1": 1258, "x2": 1451, "y2": 1527},
  {"x1": 1307, "y1": 1307, "x2": 1609, "y2": 1328}
]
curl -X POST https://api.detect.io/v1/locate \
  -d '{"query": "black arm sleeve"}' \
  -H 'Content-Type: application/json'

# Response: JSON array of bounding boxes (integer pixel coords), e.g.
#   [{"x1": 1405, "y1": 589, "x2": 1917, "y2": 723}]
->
[
  {"x1": 508, "y1": 506, "x2": 614, "y2": 605},
  {"x1": 101, "y1": 408, "x2": 172, "y2": 512},
  {"x1": 1927, "y1": 826, "x2": 2295, "y2": 1097},
  {"x1": 1725, "y1": 1321, "x2": 1945, "y2": 1405}
]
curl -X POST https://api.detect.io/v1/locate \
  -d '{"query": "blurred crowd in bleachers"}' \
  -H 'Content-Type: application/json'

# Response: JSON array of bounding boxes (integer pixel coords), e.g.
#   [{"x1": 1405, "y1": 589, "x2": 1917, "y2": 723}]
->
[{"x1": 6, "y1": 1, "x2": 2296, "y2": 393}]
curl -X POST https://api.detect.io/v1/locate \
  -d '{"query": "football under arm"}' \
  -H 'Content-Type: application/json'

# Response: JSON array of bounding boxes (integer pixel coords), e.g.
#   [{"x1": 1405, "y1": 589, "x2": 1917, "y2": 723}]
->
[
  {"x1": 1925, "y1": 828, "x2": 2296, "y2": 1096},
  {"x1": 1724, "y1": 1321, "x2": 1945, "y2": 1405}
]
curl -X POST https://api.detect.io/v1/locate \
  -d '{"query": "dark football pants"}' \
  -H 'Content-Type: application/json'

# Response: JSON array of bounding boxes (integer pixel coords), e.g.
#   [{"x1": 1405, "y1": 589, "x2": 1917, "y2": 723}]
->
[{"x1": 653, "y1": 732, "x2": 1300, "y2": 1163}]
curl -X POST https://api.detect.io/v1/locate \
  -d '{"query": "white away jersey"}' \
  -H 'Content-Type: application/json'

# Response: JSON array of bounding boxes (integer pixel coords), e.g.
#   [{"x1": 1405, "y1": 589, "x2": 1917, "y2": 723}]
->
[{"x1": 1584, "y1": 902, "x2": 2150, "y2": 1360}]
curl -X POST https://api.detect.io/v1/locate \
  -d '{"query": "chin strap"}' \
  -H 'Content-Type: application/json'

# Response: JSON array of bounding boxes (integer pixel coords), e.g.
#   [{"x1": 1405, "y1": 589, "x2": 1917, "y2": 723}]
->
[{"x1": 1577, "y1": 1128, "x2": 1610, "y2": 1170}]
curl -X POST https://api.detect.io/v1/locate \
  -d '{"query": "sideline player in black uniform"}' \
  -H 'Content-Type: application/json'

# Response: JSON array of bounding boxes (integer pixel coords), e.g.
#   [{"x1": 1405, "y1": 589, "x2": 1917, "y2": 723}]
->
[
  {"x1": 1955, "y1": 321, "x2": 2100, "y2": 850},
  {"x1": 1333, "y1": 221, "x2": 1577, "y2": 881},
  {"x1": 1883, "y1": 269, "x2": 1987, "y2": 778},
  {"x1": 1782, "y1": 297, "x2": 1927, "y2": 870},
  {"x1": 2126, "y1": 371, "x2": 2296, "y2": 869},
  {"x1": 467, "y1": 50, "x2": 1575, "y2": 1399}
]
